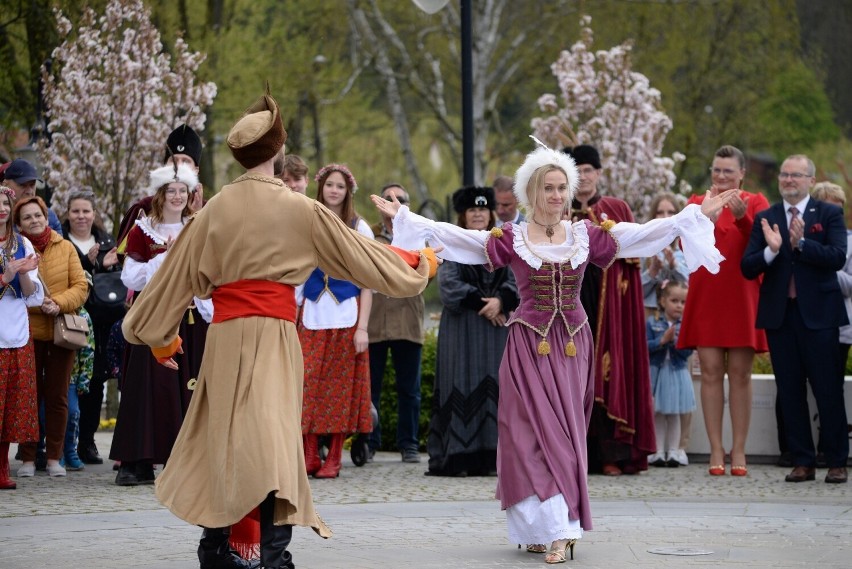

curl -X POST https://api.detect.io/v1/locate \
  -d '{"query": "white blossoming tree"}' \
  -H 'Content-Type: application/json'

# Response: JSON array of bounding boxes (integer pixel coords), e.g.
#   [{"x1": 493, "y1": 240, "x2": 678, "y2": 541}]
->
[
  {"x1": 40, "y1": 0, "x2": 217, "y2": 230},
  {"x1": 532, "y1": 16, "x2": 686, "y2": 218}
]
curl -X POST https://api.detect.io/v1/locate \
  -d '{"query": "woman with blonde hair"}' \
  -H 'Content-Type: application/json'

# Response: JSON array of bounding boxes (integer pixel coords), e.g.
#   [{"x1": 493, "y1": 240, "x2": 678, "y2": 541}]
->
[{"x1": 374, "y1": 139, "x2": 737, "y2": 563}]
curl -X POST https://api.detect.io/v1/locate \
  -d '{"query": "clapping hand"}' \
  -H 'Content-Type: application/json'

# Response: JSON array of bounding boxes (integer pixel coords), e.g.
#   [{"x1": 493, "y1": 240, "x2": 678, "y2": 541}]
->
[
  {"x1": 86, "y1": 243, "x2": 99, "y2": 265},
  {"x1": 727, "y1": 192, "x2": 748, "y2": 220},
  {"x1": 759, "y1": 218, "x2": 783, "y2": 253},
  {"x1": 789, "y1": 215, "x2": 805, "y2": 250},
  {"x1": 5, "y1": 254, "x2": 39, "y2": 279},
  {"x1": 661, "y1": 324, "x2": 676, "y2": 345},
  {"x1": 102, "y1": 247, "x2": 119, "y2": 269},
  {"x1": 189, "y1": 185, "x2": 204, "y2": 213},
  {"x1": 700, "y1": 189, "x2": 739, "y2": 221}
]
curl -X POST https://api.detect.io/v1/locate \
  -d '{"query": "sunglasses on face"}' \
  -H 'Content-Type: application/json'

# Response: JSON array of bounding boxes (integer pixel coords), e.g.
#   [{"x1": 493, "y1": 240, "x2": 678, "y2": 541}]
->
[{"x1": 385, "y1": 195, "x2": 408, "y2": 205}]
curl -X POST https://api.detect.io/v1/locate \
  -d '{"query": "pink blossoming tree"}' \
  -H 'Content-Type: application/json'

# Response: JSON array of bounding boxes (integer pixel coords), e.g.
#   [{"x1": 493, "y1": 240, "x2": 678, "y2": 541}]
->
[
  {"x1": 40, "y1": 0, "x2": 217, "y2": 230},
  {"x1": 532, "y1": 16, "x2": 687, "y2": 218}
]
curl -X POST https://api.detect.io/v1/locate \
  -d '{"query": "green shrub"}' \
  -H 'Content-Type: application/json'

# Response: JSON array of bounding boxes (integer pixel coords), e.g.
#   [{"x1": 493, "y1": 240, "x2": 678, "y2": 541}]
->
[
  {"x1": 752, "y1": 351, "x2": 852, "y2": 375},
  {"x1": 375, "y1": 328, "x2": 437, "y2": 452}
]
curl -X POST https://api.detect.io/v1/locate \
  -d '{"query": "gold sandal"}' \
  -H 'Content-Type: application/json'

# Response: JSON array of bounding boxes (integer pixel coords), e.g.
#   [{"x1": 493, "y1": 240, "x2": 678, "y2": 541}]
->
[
  {"x1": 544, "y1": 539, "x2": 576, "y2": 564},
  {"x1": 525, "y1": 544, "x2": 547, "y2": 553}
]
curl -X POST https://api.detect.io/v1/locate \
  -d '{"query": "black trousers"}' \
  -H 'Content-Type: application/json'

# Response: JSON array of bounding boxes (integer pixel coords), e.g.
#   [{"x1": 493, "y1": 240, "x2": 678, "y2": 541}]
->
[{"x1": 766, "y1": 301, "x2": 850, "y2": 468}]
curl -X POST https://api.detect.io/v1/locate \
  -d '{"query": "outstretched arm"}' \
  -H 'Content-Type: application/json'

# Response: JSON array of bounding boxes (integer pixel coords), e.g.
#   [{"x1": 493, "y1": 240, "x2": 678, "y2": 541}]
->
[{"x1": 371, "y1": 194, "x2": 491, "y2": 265}]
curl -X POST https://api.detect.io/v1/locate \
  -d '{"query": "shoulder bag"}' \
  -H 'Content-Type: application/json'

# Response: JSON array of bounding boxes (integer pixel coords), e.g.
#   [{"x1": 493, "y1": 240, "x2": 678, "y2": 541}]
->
[{"x1": 42, "y1": 279, "x2": 90, "y2": 350}]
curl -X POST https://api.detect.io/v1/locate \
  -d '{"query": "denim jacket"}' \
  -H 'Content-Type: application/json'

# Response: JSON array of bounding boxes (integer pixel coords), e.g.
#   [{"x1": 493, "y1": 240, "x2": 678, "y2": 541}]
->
[{"x1": 646, "y1": 314, "x2": 692, "y2": 369}]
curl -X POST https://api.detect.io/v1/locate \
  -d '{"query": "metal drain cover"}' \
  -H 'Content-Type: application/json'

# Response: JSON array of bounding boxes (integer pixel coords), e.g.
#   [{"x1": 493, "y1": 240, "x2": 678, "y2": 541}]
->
[{"x1": 648, "y1": 546, "x2": 714, "y2": 556}]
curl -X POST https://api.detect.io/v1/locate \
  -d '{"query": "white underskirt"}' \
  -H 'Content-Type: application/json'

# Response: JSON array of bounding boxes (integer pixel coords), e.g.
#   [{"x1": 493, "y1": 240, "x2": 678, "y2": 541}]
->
[{"x1": 506, "y1": 494, "x2": 584, "y2": 544}]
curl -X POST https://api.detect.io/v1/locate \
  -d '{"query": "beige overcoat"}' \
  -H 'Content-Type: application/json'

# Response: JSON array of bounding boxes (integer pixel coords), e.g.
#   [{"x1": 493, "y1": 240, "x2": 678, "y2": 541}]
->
[{"x1": 122, "y1": 174, "x2": 430, "y2": 536}]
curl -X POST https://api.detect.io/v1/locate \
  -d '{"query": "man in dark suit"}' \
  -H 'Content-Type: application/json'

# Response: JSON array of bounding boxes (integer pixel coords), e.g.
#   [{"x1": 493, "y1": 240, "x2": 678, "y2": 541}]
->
[{"x1": 742, "y1": 154, "x2": 849, "y2": 484}]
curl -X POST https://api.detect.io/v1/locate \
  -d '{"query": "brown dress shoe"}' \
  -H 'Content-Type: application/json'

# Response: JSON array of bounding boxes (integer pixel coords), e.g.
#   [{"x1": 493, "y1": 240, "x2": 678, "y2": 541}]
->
[
  {"x1": 785, "y1": 465, "x2": 816, "y2": 482},
  {"x1": 825, "y1": 467, "x2": 848, "y2": 484}
]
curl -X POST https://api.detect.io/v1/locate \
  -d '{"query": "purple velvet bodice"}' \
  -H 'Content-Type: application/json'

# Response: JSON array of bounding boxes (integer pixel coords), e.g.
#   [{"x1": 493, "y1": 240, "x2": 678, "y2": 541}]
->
[{"x1": 485, "y1": 221, "x2": 618, "y2": 338}]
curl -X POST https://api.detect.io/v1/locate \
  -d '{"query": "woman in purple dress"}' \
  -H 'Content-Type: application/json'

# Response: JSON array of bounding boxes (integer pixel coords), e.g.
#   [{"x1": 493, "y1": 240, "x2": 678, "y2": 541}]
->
[{"x1": 373, "y1": 140, "x2": 736, "y2": 564}]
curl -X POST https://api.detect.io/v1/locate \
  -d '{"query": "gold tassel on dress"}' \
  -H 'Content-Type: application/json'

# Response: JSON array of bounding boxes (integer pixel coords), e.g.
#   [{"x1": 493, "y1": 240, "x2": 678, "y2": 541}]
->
[
  {"x1": 537, "y1": 339, "x2": 551, "y2": 356},
  {"x1": 187, "y1": 309, "x2": 195, "y2": 325},
  {"x1": 565, "y1": 340, "x2": 577, "y2": 357}
]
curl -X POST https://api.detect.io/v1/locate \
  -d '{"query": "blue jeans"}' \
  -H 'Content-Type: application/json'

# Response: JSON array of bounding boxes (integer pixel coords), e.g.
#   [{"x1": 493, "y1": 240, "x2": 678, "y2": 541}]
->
[
  {"x1": 64, "y1": 384, "x2": 80, "y2": 459},
  {"x1": 368, "y1": 341, "x2": 422, "y2": 453}
]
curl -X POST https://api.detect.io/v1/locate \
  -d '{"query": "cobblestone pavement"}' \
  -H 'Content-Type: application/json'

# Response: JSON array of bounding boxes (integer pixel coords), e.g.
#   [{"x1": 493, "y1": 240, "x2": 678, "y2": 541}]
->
[{"x1": 1, "y1": 432, "x2": 850, "y2": 568}]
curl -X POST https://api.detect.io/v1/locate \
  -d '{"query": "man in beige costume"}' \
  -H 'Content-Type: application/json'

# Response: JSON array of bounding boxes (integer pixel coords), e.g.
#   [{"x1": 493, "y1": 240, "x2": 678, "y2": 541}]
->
[{"x1": 122, "y1": 93, "x2": 434, "y2": 568}]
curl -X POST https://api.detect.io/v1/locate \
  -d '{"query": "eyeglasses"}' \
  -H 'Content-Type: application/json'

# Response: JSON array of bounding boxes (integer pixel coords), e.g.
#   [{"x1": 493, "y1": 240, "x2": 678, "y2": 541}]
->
[
  {"x1": 577, "y1": 166, "x2": 597, "y2": 176},
  {"x1": 164, "y1": 187, "x2": 189, "y2": 196},
  {"x1": 778, "y1": 172, "x2": 810, "y2": 180},
  {"x1": 385, "y1": 195, "x2": 408, "y2": 205},
  {"x1": 709, "y1": 167, "x2": 739, "y2": 177}
]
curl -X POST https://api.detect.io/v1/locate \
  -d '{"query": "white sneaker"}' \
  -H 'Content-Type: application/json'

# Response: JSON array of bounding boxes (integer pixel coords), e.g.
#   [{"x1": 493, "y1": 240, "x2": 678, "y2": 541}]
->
[
  {"x1": 670, "y1": 449, "x2": 689, "y2": 466},
  {"x1": 17, "y1": 463, "x2": 35, "y2": 477},
  {"x1": 648, "y1": 452, "x2": 666, "y2": 467},
  {"x1": 46, "y1": 463, "x2": 66, "y2": 477}
]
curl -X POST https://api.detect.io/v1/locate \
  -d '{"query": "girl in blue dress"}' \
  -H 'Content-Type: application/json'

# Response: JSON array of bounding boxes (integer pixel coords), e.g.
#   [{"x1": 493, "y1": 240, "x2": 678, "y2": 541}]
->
[{"x1": 646, "y1": 280, "x2": 695, "y2": 467}]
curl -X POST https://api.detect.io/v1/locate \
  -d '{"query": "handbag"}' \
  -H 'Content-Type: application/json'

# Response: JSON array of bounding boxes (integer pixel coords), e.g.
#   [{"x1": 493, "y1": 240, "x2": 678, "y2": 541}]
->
[
  {"x1": 42, "y1": 279, "x2": 90, "y2": 350},
  {"x1": 89, "y1": 271, "x2": 128, "y2": 311},
  {"x1": 54, "y1": 313, "x2": 90, "y2": 350}
]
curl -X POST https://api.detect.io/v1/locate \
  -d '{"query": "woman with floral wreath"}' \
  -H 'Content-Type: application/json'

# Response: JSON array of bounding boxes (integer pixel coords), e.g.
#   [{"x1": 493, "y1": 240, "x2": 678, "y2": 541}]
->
[{"x1": 298, "y1": 163, "x2": 374, "y2": 479}]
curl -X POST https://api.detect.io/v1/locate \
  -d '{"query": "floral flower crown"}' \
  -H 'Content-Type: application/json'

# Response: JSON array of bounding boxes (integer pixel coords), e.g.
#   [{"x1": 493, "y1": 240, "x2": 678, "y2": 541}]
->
[
  {"x1": 315, "y1": 163, "x2": 358, "y2": 194},
  {"x1": 0, "y1": 186, "x2": 15, "y2": 204}
]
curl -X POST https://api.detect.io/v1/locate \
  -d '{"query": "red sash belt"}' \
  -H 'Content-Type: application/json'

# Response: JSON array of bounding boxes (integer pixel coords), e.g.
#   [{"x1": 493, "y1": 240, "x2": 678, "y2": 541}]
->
[{"x1": 211, "y1": 280, "x2": 296, "y2": 324}]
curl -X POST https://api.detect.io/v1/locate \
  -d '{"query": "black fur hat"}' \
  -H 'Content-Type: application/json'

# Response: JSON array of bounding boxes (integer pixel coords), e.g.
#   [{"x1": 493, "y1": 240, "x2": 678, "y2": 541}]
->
[
  {"x1": 562, "y1": 144, "x2": 601, "y2": 169},
  {"x1": 164, "y1": 124, "x2": 202, "y2": 166},
  {"x1": 452, "y1": 186, "x2": 495, "y2": 213}
]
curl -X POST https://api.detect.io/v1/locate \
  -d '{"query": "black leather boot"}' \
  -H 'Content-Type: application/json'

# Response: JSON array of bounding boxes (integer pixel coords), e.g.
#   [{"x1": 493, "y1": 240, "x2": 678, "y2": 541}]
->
[
  {"x1": 198, "y1": 527, "x2": 260, "y2": 569},
  {"x1": 259, "y1": 493, "x2": 295, "y2": 569}
]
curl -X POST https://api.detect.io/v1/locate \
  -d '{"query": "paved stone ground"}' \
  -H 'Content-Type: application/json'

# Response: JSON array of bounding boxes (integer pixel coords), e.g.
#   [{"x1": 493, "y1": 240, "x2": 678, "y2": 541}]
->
[{"x1": 1, "y1": 431, "x2": 850, "y2": 568}]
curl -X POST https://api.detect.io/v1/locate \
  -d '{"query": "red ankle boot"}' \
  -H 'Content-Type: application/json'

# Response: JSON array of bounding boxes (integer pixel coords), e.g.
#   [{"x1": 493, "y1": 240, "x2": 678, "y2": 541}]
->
[
  {"x1": 0, "y1": 442, "x2": 16, "y2": 490},
  {"x1": 314, "y1": 434, "x2": 343, "y2": 479},
  {"x1": 303, "y1": 434, "x2": 321, "y2": 475}
]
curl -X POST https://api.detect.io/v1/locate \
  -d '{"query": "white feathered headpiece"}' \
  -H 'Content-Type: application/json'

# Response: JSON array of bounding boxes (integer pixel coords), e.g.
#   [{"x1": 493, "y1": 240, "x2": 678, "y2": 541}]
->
[
  {"x1": 513, "y1": 136, "x2": 579, "y2": 210},
  {"x1": 146, "y1": 163, "x2": 199, "y2": 196}
]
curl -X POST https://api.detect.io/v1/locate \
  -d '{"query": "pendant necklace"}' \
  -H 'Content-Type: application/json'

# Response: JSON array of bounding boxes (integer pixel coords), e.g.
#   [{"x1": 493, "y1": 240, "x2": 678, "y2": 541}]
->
[{"x1": 531, "y1": 217, "x2": 559, "y2": 242}]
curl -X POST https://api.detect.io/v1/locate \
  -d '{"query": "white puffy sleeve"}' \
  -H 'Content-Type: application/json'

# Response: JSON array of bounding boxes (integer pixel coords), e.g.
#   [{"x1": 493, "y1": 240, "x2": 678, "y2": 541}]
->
[
  {"x1": 609, "y1": 203, "x2": 725, "y2": 274},
  {"x1": 391, "y1": 205, "x2": 489, "y2": 265},
  {"x1": 121, "y1": 252, "x2": 167, "y2": 292}
]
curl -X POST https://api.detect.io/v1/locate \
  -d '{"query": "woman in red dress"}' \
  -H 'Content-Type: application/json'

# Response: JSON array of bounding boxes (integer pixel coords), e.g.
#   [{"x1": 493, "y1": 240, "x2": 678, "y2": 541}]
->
[{"x1": 678, "y1": 145, "x2": 769, "y2": 477}]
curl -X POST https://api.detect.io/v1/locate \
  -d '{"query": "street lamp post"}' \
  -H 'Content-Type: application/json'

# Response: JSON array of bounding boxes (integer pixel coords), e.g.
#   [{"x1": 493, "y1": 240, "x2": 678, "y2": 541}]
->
[{"x1": 412, "y1": 0, "x2": 475, "y2": 186}]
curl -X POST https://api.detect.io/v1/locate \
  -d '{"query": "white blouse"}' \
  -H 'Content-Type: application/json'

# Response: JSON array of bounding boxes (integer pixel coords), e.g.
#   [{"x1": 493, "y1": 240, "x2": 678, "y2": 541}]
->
[
  {"x1": 0, "y1": 236, "x2": 45, "y2": 348},
  {"x1": 301, "y1": 218, "x2": 374, "y2": 330},
  {"x1": 121, "y1": 218, "x2": 214, "y2": 323},
  {"x1": 390, "y1": 203, "x2": 725, "y2": 274}
]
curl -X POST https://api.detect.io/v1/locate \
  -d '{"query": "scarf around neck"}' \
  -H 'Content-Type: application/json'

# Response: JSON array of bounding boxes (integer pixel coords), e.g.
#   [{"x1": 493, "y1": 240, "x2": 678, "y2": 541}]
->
[{"x1": 22, "y1": 226, "x2": 52, "y2": 253}]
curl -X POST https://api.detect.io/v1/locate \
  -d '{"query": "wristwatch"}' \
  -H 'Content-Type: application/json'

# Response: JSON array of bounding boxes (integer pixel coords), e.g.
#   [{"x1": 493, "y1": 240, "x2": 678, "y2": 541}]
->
[{"x1": 797, "y1": 237, "x2": 806, "y2": 250}]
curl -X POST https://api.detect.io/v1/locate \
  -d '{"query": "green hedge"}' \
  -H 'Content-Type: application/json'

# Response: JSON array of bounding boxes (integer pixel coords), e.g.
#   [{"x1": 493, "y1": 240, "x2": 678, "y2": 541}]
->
[
  {"x1": 374, "y1": 328, "x2": 437, "y2": 452},
  {"x1": 752, "y1": 351, "x2": 852, "y2": 375}
]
